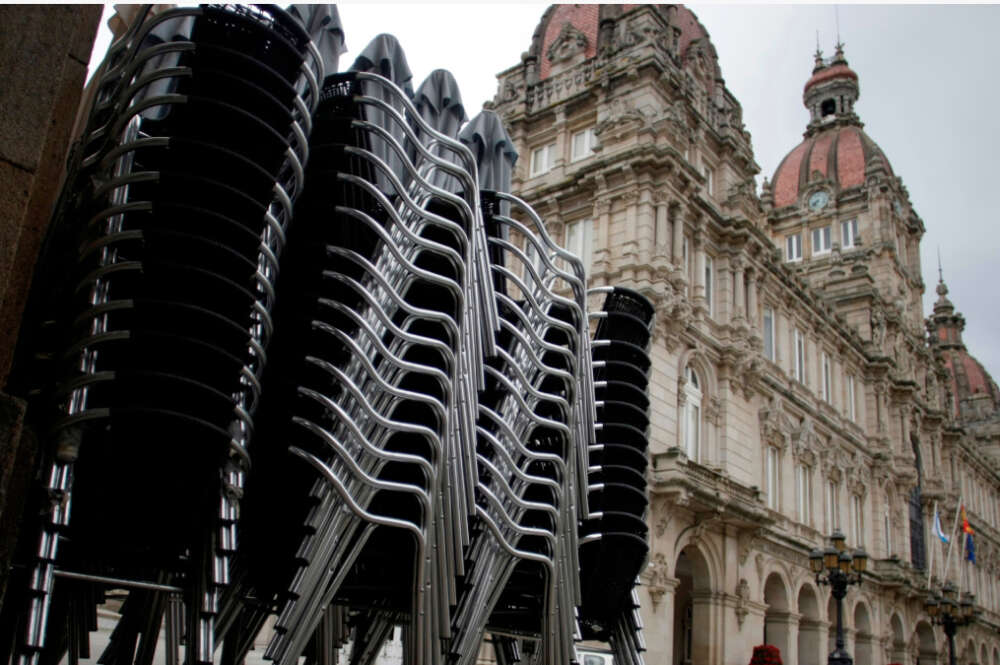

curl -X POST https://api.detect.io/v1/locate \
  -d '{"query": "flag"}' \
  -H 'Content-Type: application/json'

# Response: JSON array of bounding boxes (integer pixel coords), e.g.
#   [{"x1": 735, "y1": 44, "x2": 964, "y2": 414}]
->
[
  {"x1": 967, "y1": 532, "x2": 976, "y2": 564},
  {"x1": 961, "y1": 505, "x2": 974, "y2": 535},
  {"x1": 933, "y1": 509, "x2": 950, "y2": 544}
]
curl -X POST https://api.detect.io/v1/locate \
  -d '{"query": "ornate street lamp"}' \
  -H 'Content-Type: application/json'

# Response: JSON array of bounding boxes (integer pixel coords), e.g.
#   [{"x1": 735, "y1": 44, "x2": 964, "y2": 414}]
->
[
  {"x1": 809, "y1": 531, "x2": 867, "y2": 665},
  {"x1": 925, "y1": 582, "x2": 976, "y2": 665}
]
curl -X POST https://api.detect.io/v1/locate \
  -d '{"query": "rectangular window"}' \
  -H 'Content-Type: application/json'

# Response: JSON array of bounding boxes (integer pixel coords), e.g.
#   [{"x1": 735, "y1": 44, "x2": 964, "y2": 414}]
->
[
  {"x1": 766, "y1": 447, "x2": 780, "y2": 510},
  {"x1": 822, "y1": 352, "x2": 832, "y2": 402},
  {"x1": 763, "y1": 307, "x2": 775, "y2": 361},
  {"x1": 852, "y1": 494, "x2": 865, "y2": 546},
  {"x1": 571, "y1": 127, "x2": 597, "y2": 162},
  {"x1": 793, "y1": 328, "x2": 806, "y2": 383},
  {"x1": 530, "y1": 142, "x2": 556, "y2": 176},
  {"x1": 826, "y1": 480, "x2": 839, "y2": 532},
  {"x1": 786, "y1": 233, "x2": 802, "y2": 262},
  {"x1": 704, "y1": 256, "x2": 714, "y2": 316},
  {"x1": 703, "y1": 164, "x2": 714, "y2": 195},
  {"x1": 564, "y1": 219, "x2": 594, "y2": 277},
  {"x1": 796, "y1": 464, "x2": 812, "y2": 525},
  {"x1": 812, "y1": 225, "x2": 832, "y2": 255},
  {"x1": 682, "y1": 236, "x2": 690, "y2": 274},
  {"x1": 841, "y1": 218, "x2": 859, "y2": 248},
  {"x1": 847, "y1": 375, "x2": 856, "y2": 422}
]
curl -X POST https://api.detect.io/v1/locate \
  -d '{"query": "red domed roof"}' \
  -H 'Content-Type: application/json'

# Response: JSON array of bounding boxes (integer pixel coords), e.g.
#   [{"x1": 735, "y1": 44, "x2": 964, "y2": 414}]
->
[
  {"x1": 770, "y1": 125, "x2": 892, "y2": 208},
  {"x1": 804, "y1": 63, "x2": 858, "y2": 94},
  {"x1": 533, "y1": 5, "x2": 714, "y2": 81}
]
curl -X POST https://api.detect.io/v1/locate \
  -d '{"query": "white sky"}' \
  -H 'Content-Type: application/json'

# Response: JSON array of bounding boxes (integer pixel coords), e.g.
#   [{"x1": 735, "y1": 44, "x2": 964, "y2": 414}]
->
[{"x1": 86, "y1": 3, "x2": 1000, "y2": 381}]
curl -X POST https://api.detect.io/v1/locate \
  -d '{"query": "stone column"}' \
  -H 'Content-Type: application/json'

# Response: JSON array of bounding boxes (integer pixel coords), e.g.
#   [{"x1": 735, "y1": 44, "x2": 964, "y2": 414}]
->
[
  {"x1": 637, "y1": 187, "x2": 655, "y2": 265},
  {"x1": 746, "y1": 267, "x2": 758, "y2": 329},
  {"x1": 641, "y1": 576, "x2": 679, "y2": 665},
  {"x1": 593, "y1": 196, "x2": 612, "y2": 278},
  {"x1": 693, "y1": 231, "x2": 706, "y2": 303},
  {"x1": 622, "y1": 189, "x2": 640, "y2": 262},
  {"x1": 732, "y1": 257, "x2": 746, "y2": 322},
  {"x1": 655, "y1": 201, "x2": 669, "y2": 259},
  {"x1": 671, "y1": 203, "x2": 684, "y2": 266}
]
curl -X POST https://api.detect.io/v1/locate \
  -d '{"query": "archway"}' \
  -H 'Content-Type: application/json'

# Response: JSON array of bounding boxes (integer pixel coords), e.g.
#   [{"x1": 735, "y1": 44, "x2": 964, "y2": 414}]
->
[
  {"x1": 981, "y1": 643, "x2": 989, "y2": 665},
  {"x1": 913, "y1": 620, "x2": 938, "y2": 665},
  {"x1": 963, "y1": 638, "x2": 976, "y2": 665},
  {"x1": 853, "y1": 602, "x2": 873, "y2": 665},
  {"x1": 797, "y1": 584, "x2": 822, "y2": 665},
  {"x1": 672, "y1": 546, "x2": 713, "y2": 665},
  {"x1": 763, "y1": 572, "x2": 791, "y2": 662},
  {"x1": 888, "y1": 612, "x2": 906, "y2": 665}
]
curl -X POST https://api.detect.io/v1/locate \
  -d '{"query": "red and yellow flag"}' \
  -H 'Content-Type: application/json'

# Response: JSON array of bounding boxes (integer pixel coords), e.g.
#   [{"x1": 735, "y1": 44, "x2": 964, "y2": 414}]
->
[{"x1": 961, "y1": 505, "x2": 975, "y2": 535}]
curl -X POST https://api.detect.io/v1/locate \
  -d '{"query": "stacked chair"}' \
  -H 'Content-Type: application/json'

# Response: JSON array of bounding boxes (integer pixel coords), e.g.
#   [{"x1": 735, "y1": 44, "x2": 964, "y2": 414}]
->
[
  {"x1": 3, "y1": 5, "x2": 323, "y2": 665},
  {"x1": 579, "y1": 288, "x2": 655, "y2": 665},
  {"x1": 3, "y1": 7, "x2": 656, "y2": 665}
]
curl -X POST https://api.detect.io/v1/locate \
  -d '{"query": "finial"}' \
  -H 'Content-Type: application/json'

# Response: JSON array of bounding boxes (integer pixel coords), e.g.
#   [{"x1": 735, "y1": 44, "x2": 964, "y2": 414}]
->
[{"x1": 937, "y1": 246, "x2": 943, "y2": 283}]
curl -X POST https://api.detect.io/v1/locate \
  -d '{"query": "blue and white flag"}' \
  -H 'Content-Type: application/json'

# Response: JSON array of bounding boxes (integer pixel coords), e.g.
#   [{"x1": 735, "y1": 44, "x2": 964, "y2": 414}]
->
[{"x1": 934, "y1": 509, "x2": 950, "y2": 544}]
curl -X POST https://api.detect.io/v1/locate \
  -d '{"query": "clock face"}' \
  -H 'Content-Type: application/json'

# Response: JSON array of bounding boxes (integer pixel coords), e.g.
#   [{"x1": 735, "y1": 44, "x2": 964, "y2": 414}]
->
[{"x1": 808, "y1": 190, "x2": 829, "y2": 211}]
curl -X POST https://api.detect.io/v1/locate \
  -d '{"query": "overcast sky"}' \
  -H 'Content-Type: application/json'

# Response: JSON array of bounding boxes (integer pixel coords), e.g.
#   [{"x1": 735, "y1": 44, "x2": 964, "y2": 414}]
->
[{"x1": 88, "y1": 3, "x2": 1000, "y2": 380}]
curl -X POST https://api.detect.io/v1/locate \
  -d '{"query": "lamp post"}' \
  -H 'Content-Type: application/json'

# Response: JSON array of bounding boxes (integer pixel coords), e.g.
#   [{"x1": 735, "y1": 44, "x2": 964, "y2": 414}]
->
[
  {"x1": 924, "y1": 581, "x2": 977, "y2": 665},
  {"x1": 809, "y1": 530, "x2": 868, "y2": 665}
]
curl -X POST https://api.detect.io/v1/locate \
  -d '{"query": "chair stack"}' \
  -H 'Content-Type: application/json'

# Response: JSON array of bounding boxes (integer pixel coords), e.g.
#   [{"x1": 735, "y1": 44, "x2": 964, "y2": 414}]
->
[
  {"x1": 451, "y1": 191, "x2": 592, "y2": 665},
  {"x1": 579, "y1": 287, "x2": 655, "y2": 665},
  {"x1": 246, "y1": 64, "x2": 490, "y2": 665},
  {"x1": 8, "y1": 6, "x2": 322, "y2": 665}
]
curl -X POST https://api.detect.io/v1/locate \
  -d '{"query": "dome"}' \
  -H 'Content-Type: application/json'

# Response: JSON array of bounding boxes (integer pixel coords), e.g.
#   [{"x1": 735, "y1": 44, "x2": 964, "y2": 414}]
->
[
  {"x1": 770, "y1": 124, "x2": 893, "y2": 208},
  {"x1": 528, "y1": 5, "x2": 720, "y2": 81},
  {"x1": 929, "y1": 278, "x2": 1000, "y2": 422},
  {"x1": 770, "y1": 44, "x2": 893, "y2": 209}
]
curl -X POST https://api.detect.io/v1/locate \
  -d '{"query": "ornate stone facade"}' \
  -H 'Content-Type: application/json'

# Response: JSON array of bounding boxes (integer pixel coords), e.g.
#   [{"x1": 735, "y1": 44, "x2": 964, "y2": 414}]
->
[{"x1": 491, "y1": 5, "x2": 1000, "y2": 665}]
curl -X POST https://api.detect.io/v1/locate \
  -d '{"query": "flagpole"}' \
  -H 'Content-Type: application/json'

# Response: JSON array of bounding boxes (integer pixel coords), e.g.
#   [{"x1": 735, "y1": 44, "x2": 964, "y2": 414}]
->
[
  {"x1": 927, "y1": 500, "x2": 938, "y2": 587},
  {"x1": 943, "y1": 496, "x2": 962, "y2": 584}
]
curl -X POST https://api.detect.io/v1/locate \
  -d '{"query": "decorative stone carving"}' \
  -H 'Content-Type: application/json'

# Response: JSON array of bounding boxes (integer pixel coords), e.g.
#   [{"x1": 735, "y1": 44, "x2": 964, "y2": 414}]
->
[
  {"x1": 759, "y1": 396, "x2": 793, "y2": 450},
  {"x1": 647, "y1": 552, "x2": 670, "y2": 609},
  {"x1": 546, "y1": 22, "x2": 588, "y2": 65},
  {"x1": 734, "y1": 578, "x2": 750, "y2": 628}
]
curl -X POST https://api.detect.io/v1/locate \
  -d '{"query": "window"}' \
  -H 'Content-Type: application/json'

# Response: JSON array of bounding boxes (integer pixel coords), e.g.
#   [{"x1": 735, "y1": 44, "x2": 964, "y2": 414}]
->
[
  {"x1": 766, "y1": 446, "x2": 780, "y2": 510},
  {"x1": 702, "y1": 163, "x2": 714, "y2": 195},
  {"x1": 682, "y1": 236, "x2": 690, "y2": 273},
  {"x1": 852, "y1": 494, "x2": 865, "y2": 546},
  {"x1": 812, "y1": 225, "x2": 832, "y2": 255},
  {"x1": 529, "y1": 142, "x2": 556, "y2": 176},
  {"x1": 847, "y1": 374, "x2": 856, "y2": 422},
  {"x1": 763, "y1": 307, "x2": 775, "y2": 361},
  {"x1": 571, "y1": 127, "x2": 597, "y2": 162},
  {"x1": 793, "y1": 328, "x2": 806, "y2": 383},
  {"x1": 841, "y1": 218, "x2": 859, "y2": 248},
  {"x1": 826, "y1": 480, "x2": 840, "y2": 532},
  {"x1": 704, "y1": 255, "x2": 714, "y2": 316},
  {"x1": 786, "y1": 233, "x2": 802, "y2": 262},
  {"x1": 683, "y1": 366, "x2": 702, "y2": 461},
  {"x1": 796, "y1": 464, "x2": 812, "y2": 525},
  {"x1": 822, "y1": 352, "x2": 832, "y2": 402},
  {"x1": 564, "y1": 219, "x2": 593, "y2": 277}
]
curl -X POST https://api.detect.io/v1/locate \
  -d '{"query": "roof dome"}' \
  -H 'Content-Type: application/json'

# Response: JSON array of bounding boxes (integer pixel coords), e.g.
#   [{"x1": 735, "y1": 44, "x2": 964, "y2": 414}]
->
[
  {"x1": 527, "y1": 5, "x2": 720, "y2": 81},
  {"x1": 770, "y1": 124, "x2": 893, "y2": 208},
  {"x1": 769, "y1": 44, "x2": 893, "y2": 209},
  {"x1": 928, "y1": 277, "x2": 1000, "y2": 422}
]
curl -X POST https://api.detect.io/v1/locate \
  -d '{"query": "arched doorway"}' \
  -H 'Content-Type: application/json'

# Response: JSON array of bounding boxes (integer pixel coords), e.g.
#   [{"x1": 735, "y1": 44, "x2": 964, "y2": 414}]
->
[
  {"x1": 797, "y1": 584, "x2": 822, "y2": 665},
  {"x1": 853, "y1": 602, "x2": 873, "y2": 665},
  {"x1": 913, "y1": 620, "x2": 938, "y2": 665},
  {"x1": 763, "y1": 572, "x2": 791, "y2": 662},
  {"x1": 672, "y1": 546, "x2": 712, "y2": 665}
]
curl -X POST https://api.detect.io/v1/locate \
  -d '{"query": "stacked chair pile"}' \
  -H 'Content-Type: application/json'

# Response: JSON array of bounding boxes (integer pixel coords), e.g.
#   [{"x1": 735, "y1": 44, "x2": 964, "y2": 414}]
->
[{"x1": 2, "y1": 6, "x2": 656, "y2": 665}]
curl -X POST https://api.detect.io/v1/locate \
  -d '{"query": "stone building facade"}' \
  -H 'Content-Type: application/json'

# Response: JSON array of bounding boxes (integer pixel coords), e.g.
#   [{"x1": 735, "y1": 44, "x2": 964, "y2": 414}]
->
[{"x1": 490, "y1": 5, "x2": 1000, "y2": 665}]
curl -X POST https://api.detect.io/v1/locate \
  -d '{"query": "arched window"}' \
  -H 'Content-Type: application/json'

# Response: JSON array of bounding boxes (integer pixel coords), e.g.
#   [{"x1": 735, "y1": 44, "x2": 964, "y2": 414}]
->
[{"x1": 683, "y1": 365, "x2": 702, "y2": 462}]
